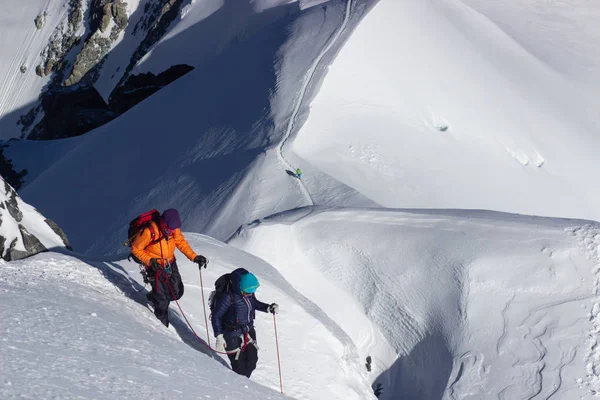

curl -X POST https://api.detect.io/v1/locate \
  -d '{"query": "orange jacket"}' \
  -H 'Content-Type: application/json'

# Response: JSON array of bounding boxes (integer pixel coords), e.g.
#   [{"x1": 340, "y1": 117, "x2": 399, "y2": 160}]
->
[{"x1": 131, "y1": 221, "x2": 197, "y2": 267}]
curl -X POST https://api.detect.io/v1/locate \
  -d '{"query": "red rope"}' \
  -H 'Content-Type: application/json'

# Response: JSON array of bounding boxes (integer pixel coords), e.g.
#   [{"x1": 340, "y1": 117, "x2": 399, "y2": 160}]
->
[
  {"x1": 273, "y1": 314, "x2": 284, "y2": 394},
  {"x1": 164, "y1": 272, "x2": 238, "y2": 355}
]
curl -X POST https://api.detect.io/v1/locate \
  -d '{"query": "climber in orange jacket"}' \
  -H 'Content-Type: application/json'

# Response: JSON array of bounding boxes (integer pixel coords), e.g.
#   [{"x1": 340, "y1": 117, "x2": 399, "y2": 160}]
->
[{"x1": 132, "y1": 208, "x2": 207, "y2": 327}]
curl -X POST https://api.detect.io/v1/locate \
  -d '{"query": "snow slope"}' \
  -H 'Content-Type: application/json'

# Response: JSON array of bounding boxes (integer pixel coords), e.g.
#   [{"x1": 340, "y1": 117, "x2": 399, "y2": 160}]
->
[
  {"x1": 8, "y1": 0, "x2": 374, "y2": 254},
  {"x1": 293, "y1": 0, "x2": 600, "y2": 222},
  {"x1": 0, "y1": 233, "x2": 376, "y2": 400},
  {"x1": 4, "y1": 209, "x2": 600, "y2": 399},
  {"x1": 231, "y1": 207, "x2": 600, "y2": 399},
  {"x1": 0, "y1": 0, "x2": 67, "y2": 138}
]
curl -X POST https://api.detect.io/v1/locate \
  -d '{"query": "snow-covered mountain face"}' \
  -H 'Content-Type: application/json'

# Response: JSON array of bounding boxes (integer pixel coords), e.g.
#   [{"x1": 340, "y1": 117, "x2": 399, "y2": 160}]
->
[
  {"x1": 2, "y1": 0, "x2": 600, "y2": 399},
  {"x1": 294, "y1": 0, "x2": 600, "y2": 223},
  {"x1": 0, "y1": 177, "x2": 70, "y2": 260},
  {"x1": 0, "y1": 0, "x2": 334, "y2": 141},
  {"x1": 5, "y1": 0, "x2": 375, "y2": 254}
]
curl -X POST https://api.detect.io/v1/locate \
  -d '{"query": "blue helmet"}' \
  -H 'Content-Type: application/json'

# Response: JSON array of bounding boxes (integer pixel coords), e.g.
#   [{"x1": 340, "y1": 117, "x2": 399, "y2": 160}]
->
[{"x1": 239, "y1": 272, "x2": 260, "y2": 294}]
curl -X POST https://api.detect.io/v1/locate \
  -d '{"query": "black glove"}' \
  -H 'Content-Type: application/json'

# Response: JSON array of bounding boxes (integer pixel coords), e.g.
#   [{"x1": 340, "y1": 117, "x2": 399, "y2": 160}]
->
[
  {"x1": 194, "y1": 255, "x2": 208, "y2": 269},
  {"x1": 268, "y1": 303, "x2": 279, "y2": 314},
  {"x1": 149, "y1": 258, "x2": 161, "y2": 270}
]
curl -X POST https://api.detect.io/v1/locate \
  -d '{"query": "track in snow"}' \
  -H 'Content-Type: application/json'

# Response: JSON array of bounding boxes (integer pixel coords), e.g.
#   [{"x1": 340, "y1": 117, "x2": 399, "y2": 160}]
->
[{"x1": 276, "y1": 0, "x2": 354, "y2": 207}]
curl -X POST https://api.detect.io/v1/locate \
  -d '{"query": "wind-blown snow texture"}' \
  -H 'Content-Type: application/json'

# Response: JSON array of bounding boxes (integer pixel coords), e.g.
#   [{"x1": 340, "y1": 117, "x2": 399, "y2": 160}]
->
[{"x1": 231, "y1": 208, "x2": 600, "y2": 399}]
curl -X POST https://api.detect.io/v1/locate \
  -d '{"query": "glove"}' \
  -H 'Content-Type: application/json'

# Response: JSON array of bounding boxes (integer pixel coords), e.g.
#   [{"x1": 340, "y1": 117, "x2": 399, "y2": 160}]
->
[
  {"x1": 268, "y1": 303, "x2": 279, "y2": 314},
  {"x1": 215, "y1": 334, "x2": 226, "y2": 352},
  {"x1": 194, "y1": 255, "x2": 208, "y2": 269},
  {"x1": 149, "y1": 258, "x2": 161, "y2": 270}
]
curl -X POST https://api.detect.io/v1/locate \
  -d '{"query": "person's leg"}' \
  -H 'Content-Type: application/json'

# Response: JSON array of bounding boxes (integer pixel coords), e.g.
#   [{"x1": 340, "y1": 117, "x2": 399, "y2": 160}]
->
[
  {"x1": 152, "y1": 270, "x2": 171, "y2": 327},
  {"x1": 168, "y1": 262, "x2": 184, "y2": 301},
  {"x1": 243, "y1": 328, "x2": 259, "y2": 378},
  {"x1": 225, "y1": 334, "x2": 245, "y2": 375}
]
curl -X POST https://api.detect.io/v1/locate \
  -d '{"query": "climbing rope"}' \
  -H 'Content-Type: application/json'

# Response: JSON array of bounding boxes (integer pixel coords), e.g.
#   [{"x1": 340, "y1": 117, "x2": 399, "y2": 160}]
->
[{"x1": 163, "y1": 270, "x2": 239, "y2": 356}]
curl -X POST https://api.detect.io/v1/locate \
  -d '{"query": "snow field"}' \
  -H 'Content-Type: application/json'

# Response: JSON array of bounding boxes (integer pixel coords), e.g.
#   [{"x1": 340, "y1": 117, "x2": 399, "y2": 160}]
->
[
  {"x1": 293, "y1": 0, "x2": 600, "y2": 222},
  {"x1": 0, "y1": 231, "x2": 381, "y2": 399},
  {"x1": 230, "y1": 207, "x2": 600, "y2": 399}
]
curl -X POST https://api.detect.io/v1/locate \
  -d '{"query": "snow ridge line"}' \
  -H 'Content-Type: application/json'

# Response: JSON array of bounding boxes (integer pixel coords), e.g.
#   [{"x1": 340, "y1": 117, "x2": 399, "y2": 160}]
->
[
  {"x1": 276, "y1": 0, "x2": 354, "y2": 207},
  {"x1": 568, "y1": 225, "x2": 600, "y2": 395}
]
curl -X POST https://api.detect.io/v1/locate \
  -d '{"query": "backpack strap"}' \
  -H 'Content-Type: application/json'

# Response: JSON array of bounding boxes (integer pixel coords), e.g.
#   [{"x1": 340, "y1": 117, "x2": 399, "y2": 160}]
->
[{"x1": 147, "y1": 224, "x2": 161, "y2": 245}]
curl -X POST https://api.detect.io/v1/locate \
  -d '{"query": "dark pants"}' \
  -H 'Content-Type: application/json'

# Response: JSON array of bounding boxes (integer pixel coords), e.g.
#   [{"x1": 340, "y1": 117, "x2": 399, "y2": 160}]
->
[
  {"x1": 148, "y1": 261, "x2": 184, "y2": 327},
  {"x1": 225, "y1": 328, "x2": 259, "y2": 378}
]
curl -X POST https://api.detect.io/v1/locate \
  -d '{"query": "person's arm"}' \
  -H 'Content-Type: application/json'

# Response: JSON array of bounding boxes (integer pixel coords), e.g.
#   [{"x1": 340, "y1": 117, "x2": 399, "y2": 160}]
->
[
  {"x1": 172, "y1": 228, "x2": 198, "y2": 261},
  {"x1": 251, "y1": 295, "x2": 270, "y2": 313},
  {"x1": 211, "y1": 294, "x2": 232, "y2": 337},
  {"x1": 131, "y1": 227, "x2": 155, "y2": 266}
]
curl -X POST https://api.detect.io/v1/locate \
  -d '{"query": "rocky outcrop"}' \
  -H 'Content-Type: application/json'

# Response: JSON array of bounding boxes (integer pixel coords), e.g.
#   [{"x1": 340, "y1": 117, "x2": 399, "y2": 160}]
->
[
  {"x1": 18, "y1": 0, "x2": 192, "y2": 141},
  {"x1": 109, "y1": 64, "x2": 193, "y2": 114},
  {"x1": 0, "y1": 178, "x2": 71, "y2": 261},
  {"x1": 27, "y1": 86, "x2": 118, "y2": 140},
  {"x1": 36, "y1": 0, "x2": 83, "y2": 79},
  {"x1": 65, "y1": 0, "x2": 129, "y2": 87},
  {"x1": 122, "y1": 0, "x2": 186, "y2": 86},
  {"x1": 0, "y1": 147, "x2": 27, "y2": 190},
  {"x1": 34, "y1": 12, "x2": 46, "y2": 30}
]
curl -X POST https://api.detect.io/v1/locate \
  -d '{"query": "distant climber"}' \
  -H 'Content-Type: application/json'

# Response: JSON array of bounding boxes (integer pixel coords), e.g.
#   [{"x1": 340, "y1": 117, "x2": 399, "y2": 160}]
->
[
  {"x1": 130, "y1": 208, "x2": 208, "y2": 327},
  {"x1": 295, "y1": 168, "x2": 302, "y2": 179},
  {"x1": 210, "y1": 268, "x2": 278, "y2": 377}
]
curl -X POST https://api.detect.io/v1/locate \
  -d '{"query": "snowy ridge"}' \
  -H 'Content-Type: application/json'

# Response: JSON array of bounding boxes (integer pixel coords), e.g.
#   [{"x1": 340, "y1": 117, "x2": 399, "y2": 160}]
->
[
  {"x1": 231, "y1": 207, "x2": 600, "y2": 399},
  {"x1": 276, "y1": 0, "x2": 354, "y2": 207},
  {"x1": 570, "y1": 225, "x2": 600, "y2": 394},
  {"x1": 294, "y1": 0, "x2": 600, "y2": 222}
]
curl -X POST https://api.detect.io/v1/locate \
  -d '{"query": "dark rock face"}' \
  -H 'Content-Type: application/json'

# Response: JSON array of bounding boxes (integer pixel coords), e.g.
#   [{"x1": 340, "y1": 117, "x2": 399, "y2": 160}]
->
[
  {"x1": 65, "y1": 0, "x2": 129, "y2": 87},
  {"x1": 27, "y1": 86, "x2": 118, "y2": 140},
  {"x1": 5, "y1": 225, "x2": 47, "y2": 261},
  {"x1": 0, "y1": 178, "x2": 72, "y2": 261},
  {"x1": 4, "y1": 181, "x2": 23, "y2": 222},
  {"x1": 45, "y1": 219, "x2": 73, "y2": 250},
  {"x1": 0, "y1": 148, "x2": 27, "y2": 190},
  {"x1": 109, "y1": 64, "x2": 194, "y2": 114},
  {"x1": 16, "y1": 0, "x2": 193, "y2": 141}
]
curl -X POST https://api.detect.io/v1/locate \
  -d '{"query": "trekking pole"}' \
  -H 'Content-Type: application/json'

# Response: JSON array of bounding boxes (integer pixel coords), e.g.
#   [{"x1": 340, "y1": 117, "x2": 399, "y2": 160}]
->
[
  {"x1": 198, "y1": 267, "x2": 211, "y2": 348},
  {"x1": 273, "y1": 314, "x2": 283, "y2": 394}
]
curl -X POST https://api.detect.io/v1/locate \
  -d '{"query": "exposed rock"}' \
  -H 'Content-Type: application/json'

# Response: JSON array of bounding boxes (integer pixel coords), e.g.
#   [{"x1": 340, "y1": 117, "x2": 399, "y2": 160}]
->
[
  {"x1": 4, "y1": 182, "x2": 23, "y2": 222},
  {"x1": 28, "y1": 86, "x2": 118, "y2": 140},
  {"x1": 34, "y1": 13, "x2": 46, "y2": 30},
  {"x1": 36, "y1": 0, "x2": 83, "y2": 80},
  {"x1": 45, "y1": 219, "x2": 73, "y2": 250},
  {"x1": 4, "y1": 225, "x2": 47, "y2": 261},
  {"x1": 100, "y1": 4, "x2": 113, "y2": 32},
  {"x1": 20, "y1": 65, "x2": 27, "y2": 74},
  {"x1": 18, "y1": 0, "x2": 192, "y2": 141},
  {"x1": 69, "y1": 4, "x2": 83, "y2": 29},
  {"x1": 109, "y1": 64, "x2": 193, "y2": 114},
  {"x1": 44, "y1": 59, "x2": 55, "y2": 76},
  {"x1": 0, "y1": 148, "x2": 27, "y2": 190},
  {"x1": 0, "y1": 177, "x2": 71, "y2": 261},
  {"x1": 112, "y1": 2, "x2": 128, "y2": 29},
  {"x1": 65, "y1": 0, "x2": 128, "y2": 87},
  {"x1": 124, "y1": 0, "x2": 186, "y2": 84}
]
